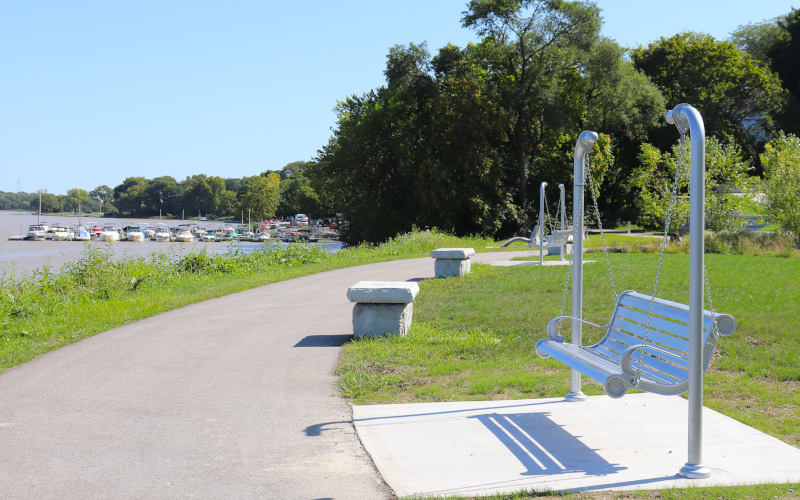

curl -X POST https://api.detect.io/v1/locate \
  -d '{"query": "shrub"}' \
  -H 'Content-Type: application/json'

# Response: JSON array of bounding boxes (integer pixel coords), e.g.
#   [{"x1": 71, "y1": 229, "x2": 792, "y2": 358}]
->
[{"x1": 760, "y1": 133, "x2": 800, "y2": 237}]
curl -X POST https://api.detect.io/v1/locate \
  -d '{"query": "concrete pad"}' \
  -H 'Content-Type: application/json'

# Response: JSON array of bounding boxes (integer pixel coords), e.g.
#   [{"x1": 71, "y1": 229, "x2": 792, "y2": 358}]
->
[{"x1": 353, "y1": 394, "x2": 800, "y2": 498}]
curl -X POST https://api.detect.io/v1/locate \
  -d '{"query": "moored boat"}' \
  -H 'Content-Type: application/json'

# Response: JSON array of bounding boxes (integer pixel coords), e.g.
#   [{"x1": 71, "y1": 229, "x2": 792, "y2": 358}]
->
[
  {"x1": 73, "y1": 226, "x2": 91, "y2": 241},
  {"x1": 52, "y1": 224, "x2": 72, "y2": 241},
  {"x1": 154, "y1": 224, "x2": 171, "y2": 242},
  {"x1": 25, "y1": 224, "x2": 47, "y2": 241},
  {"x1": 174, "y1": 228, "x2": 193, "y2": 242},
  {"x1": 123, "y1": 225, "x2": 145, "y2": 242},
  {"x1": 99, "y1": 224, "x2": 120, "y2": 242}
]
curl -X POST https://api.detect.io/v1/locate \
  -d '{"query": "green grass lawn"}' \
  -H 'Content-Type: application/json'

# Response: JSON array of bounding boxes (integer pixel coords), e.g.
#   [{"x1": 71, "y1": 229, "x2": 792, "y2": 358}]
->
[{"x1": 338, "y1": 251, "x2": 800, "y2": 500}]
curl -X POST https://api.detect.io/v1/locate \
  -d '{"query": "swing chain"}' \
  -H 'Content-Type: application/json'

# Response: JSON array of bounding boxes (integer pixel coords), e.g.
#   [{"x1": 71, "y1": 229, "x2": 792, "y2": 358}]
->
[
  {"x1": 636, "y1": 132, "x2": 689, "y2": 386},
  {"x1": 704, "y1": 267, "x2": 719, "y2": 340},
  {"x1": 557, "y1": 183, "x2": 580, "y2": 331},
  {"x1": 585, "y1": 153, "x2": 618, "y2": 302}
]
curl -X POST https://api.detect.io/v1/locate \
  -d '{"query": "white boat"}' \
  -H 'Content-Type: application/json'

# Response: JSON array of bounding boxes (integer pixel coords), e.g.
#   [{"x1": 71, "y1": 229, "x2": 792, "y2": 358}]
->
[
  {"x1": 143, "y1": 226, "x2": 156, "y2": 238},
  {"x1": 52, "y1": 224, "x2": 72, "y2": 241},
  {"x1": 44, "y1": 224, "x2": 59, "y2": 240},
  {"x1": 154, "y1": 224, "x2": 171, "y2": 242},
  {"x1": 174, "y1": 228, "x2": 193, "y2": 242},
  {"x1": 73, "y1": 226, "x2": 91, "y2": 241},
  {"x1": 200, "y1": 231, "x2": 216, "y2": 242},
  {"x1": 25, "y1": 224, "x2": 47, "y2": 241},
  {"x1": 99, "y1": 224, "x2": 120, "y2": 242},
  {"x1": 257, "y1": 232, "x2": 270, "y2": 242},
  {"x1": 123, "y1": 225, "x2": 145, "y2": 242}
]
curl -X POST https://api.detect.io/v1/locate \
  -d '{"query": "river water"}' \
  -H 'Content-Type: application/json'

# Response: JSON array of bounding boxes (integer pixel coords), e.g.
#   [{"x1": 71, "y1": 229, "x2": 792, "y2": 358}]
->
[{"x1": 0, "y1": 212, "x2": 341, "y2": 274}]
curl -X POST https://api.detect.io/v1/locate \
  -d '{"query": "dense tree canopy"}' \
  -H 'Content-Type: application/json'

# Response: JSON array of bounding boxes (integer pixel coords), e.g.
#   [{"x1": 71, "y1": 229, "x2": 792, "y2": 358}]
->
[
  {"x1": 461, "y1": 0, "x2": 601, "y2": 207},
  {"x1": 237, "y1": 174, "x2": 280, "y2": 221},
  {"x1": 767, "y1": 8, "x2": 800, "y2": 136},
  {"x1": 631, "y1": 32, "x2": 787, "y2": 161},
  {"x1": 313, "y1": 0, "x2": 668, "y2": 243}
]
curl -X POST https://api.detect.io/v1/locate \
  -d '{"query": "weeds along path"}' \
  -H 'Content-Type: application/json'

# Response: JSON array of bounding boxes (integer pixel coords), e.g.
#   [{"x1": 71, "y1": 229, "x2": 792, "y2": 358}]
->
[{"x1": 0, "y1": 251, "x2": 521, "y2": 500}]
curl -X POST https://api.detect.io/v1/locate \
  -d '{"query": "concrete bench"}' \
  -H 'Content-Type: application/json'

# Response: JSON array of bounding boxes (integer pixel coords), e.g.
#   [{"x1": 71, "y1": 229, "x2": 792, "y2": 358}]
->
[
  {"x1": 430, "y1": 248, "x2": 475, "y2": 278},
  {"x1": 346, "y1": 281, "x2": 420, "y2": 339}
]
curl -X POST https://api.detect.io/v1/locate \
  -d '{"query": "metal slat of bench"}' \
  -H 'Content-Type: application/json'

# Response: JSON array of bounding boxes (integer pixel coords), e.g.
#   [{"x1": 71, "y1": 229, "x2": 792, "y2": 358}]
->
[
  {"x1": 536, "y1": 342, "x2": 617, "y2": 383},
  {"x1": 597, "y1": 339, "x2": 688, "y2": 381},
  {"x1": 623, "y1": 293, "x2": 718, "y2": 331},
  {"x1": 605, "y1": 327, "x2": 691, "y2": 370},
  {"x1": 593, "y1": 341, "x2": 685, "y2": 383},
  {"x1": 614, "y1": 307, "x2": 692, "y2": 340},
  {"x1": 610, "y1": 317, "x2": 691, "y2": 356}
]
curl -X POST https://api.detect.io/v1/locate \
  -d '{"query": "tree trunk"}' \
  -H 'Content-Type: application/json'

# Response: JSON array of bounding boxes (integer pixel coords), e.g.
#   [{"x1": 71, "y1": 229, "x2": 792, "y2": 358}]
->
[{"x1": 516, "y1": 144, "x2": 526, "y2": 207}]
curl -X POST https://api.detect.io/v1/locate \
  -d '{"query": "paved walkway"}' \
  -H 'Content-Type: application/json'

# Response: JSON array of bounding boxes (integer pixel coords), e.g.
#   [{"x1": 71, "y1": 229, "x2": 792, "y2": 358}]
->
[{"x1": 0, "y1": 251, "x2": 520, "y2": 499}]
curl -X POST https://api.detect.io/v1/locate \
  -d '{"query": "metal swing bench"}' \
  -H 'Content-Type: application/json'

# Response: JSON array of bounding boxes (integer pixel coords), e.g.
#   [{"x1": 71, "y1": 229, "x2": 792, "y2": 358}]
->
[{"x1": 535, "y1": 290, "x2": 737, "y2": 398}]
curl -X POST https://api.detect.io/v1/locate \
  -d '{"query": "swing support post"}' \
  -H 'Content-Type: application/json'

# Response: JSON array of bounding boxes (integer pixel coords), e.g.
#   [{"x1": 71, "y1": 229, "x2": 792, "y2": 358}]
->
[
  {"x1": 566, "y1": 131, "x2": 598, "y2": 402},
  {"x1": 539, "y1": 182, "x2": 547, "y2": 266},
  {"x1": 558, "y1": 184, "x2": 566, "y2": 262},
  {"x1": 667, "y1": 103, "x2": 711, "y2": 479}
]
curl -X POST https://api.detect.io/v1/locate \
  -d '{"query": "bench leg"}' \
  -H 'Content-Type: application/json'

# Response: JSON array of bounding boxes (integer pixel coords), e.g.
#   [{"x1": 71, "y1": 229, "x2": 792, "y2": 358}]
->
[
  {"x1": 434, "y1": 258, "x2": 471, "y2": 278},
  {"x1": 352, "y1": 303, "x2": 413, "y2": 339}
]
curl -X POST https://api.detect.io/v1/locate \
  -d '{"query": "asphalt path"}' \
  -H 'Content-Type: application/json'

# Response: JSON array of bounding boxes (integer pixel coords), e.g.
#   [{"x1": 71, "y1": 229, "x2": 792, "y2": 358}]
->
[{"x1": 0, "y1": 251, "x2": 524, "y2": 499}]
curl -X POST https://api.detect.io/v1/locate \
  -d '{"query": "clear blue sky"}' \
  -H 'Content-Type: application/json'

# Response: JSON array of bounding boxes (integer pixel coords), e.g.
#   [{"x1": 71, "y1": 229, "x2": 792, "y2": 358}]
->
[{"x1": 1, "y1": 0, "x2": 795, "y2": 196}]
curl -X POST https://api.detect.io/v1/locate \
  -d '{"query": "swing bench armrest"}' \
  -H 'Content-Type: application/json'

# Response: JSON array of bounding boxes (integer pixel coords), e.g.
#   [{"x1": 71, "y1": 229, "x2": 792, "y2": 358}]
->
[
  {"x1": 619, "y1": 344, "x2": 679, "y2": 378},
  {"x1": 546, "y1": 316, "x2": 612, "y2": 343}
]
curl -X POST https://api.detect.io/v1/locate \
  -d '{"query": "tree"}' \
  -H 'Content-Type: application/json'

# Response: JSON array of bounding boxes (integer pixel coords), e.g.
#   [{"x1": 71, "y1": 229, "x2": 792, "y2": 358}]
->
[
  {"x1": 413, "y1": 76, "x2": 515, "y2": 236},
  {"x1": 113, "y1": 177, "x2": 149, "y2": 215},
  {"x1": 180, "y1": 174, "x2": 228, "y2": 217},
  {"x1": 237, "y1": 174, "x2": 280, "y2": 221},
  {"x1": 579, "y1": 38, "x2": 665, "y2": 140},
  {"x1": 224, "y1": 177, "x2": 242, "y2": 193},
  {"x1": 30, "y1": 191, "x2": 60, "y2": 213},
  {"x1": 767, "y1": 8, "x2": 800, "y2": 136},
  {"x1": 276, "y1": 161, "x2": 309, "y2": 181},
  {"x1": 0, "y1": 191, "x2": 33, "y2": 210},
  {"x1": 144, "y1": 176, "x2": 181, "y2": 216},
  {"x1": 461, "y1": 0, "x2": 601, "y2": 207},
  {"x1": 89, "y1": 185, "x2": 113, "y2": 214},
  {"x1": 631, "y1": 32, "x2": 787, "y2": 162},
  {"x1": 730, "y1": 17, "x2": 784, "y2": 64},
  {"x1": 760, "y1": 133, "x2": 800, "y2": 236},
  {"x1": 630, "y1": 137, "x2": 754, "y2": 234},
  {"x1": 65, "y1": 188, "x2": 89, "y2": 213}
]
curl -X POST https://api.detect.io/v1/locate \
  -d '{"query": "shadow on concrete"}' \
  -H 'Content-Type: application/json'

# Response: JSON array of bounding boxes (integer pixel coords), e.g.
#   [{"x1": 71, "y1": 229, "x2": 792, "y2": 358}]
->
[
  {"x1": 294, "y1": 334, "x2": 353, "y2": 347},
  {"x1": 470, "y1": 412, "x2": 626, "y2": 477},
  {"x1": 354, "y1": 400, "x2": 561, "y2": 424},
  {"x1": 305, "y1": 421, "x2": 350, "y2": 437}
]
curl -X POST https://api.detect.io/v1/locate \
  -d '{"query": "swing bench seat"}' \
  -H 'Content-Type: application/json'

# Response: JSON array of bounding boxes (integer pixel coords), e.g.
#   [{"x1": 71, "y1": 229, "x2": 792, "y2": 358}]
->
[
  {"x1": 535, "y1": 290, "x2": 737, "y2": 398},
  {"x1": 527, "y1": 227, "x2": 573, "y2": 249}
]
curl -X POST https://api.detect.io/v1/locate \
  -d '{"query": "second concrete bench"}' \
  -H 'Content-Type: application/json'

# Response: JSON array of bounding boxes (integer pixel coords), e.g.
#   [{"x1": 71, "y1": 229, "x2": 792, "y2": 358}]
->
[{"x1": 430, "y1": 248, "x2": 475, "y2": 278}]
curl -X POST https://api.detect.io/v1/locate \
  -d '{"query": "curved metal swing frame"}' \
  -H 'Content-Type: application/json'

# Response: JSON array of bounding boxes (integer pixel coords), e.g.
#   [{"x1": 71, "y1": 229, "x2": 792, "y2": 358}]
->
[{"x1": 535, "y1": 106, "x2": 737, "y2": 479}]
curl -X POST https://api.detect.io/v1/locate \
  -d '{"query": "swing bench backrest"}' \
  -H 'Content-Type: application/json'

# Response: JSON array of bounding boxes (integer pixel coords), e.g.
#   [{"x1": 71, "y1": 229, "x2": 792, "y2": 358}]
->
[
  {"x1": 535, "y1": 290, "x2": 737, "y2": 398},
  {"x1": 528, "y1": 227, "x2": 572, "y2": 249}
]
